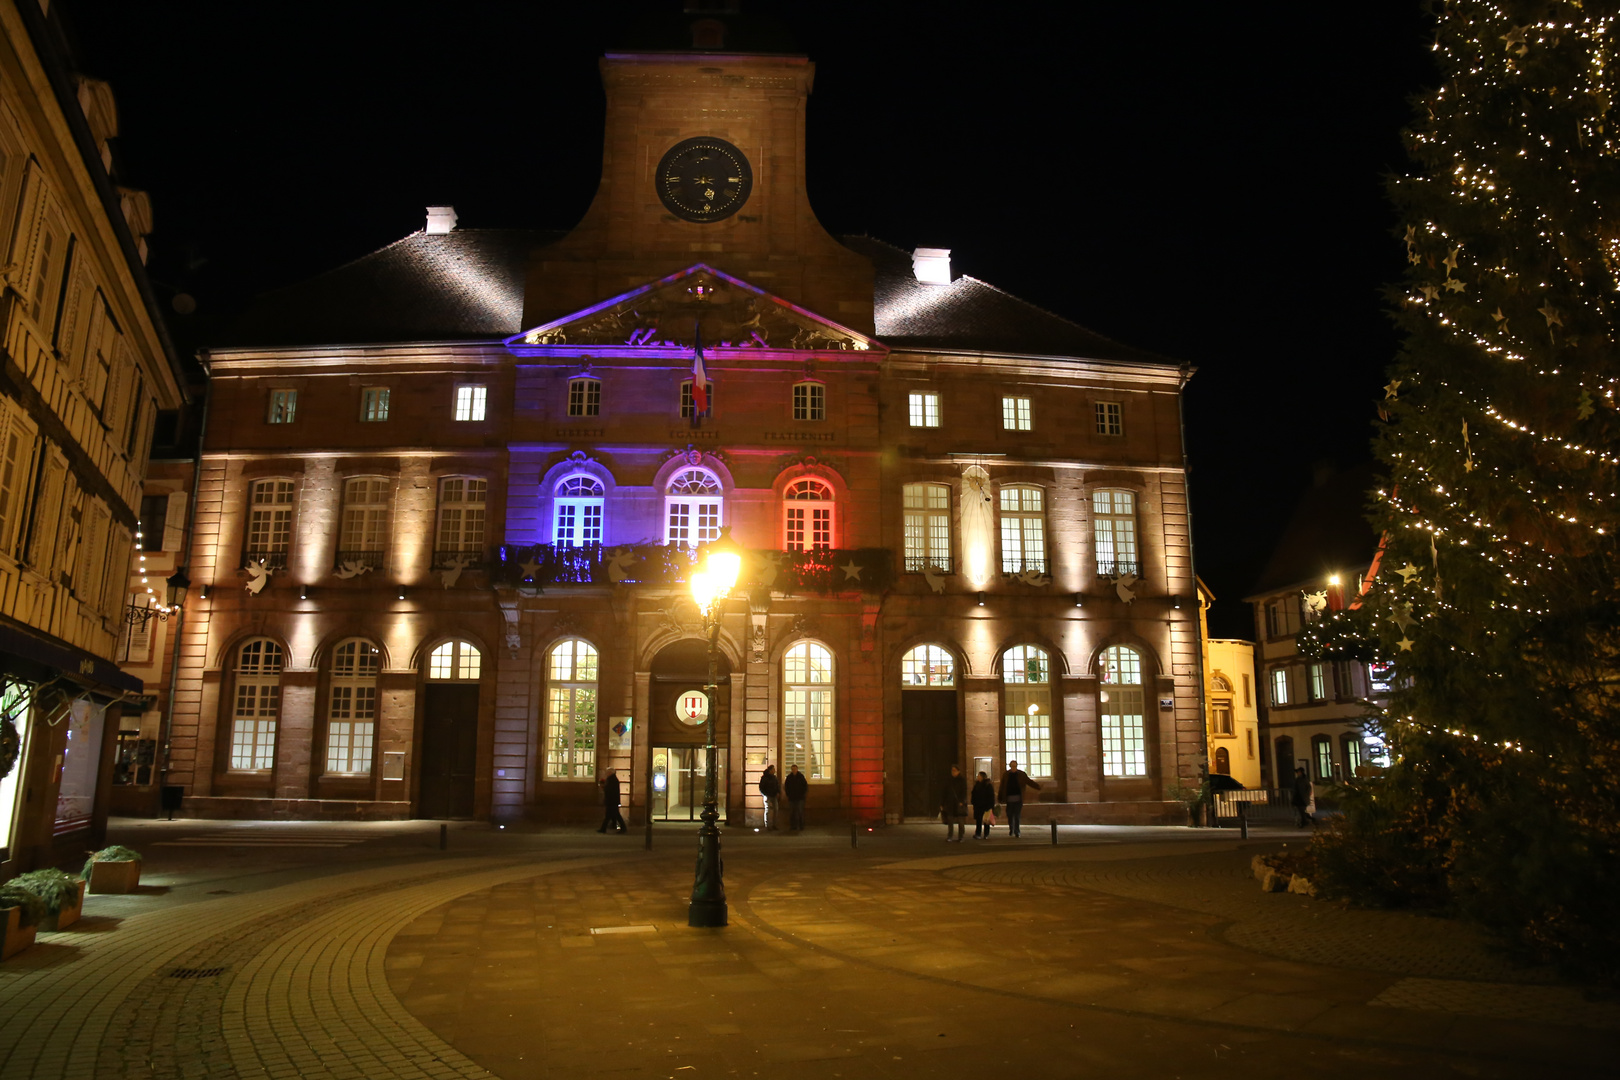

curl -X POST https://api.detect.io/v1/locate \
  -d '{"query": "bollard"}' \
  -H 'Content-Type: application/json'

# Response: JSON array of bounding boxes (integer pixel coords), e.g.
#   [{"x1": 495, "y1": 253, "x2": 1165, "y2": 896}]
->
[
  {"x1": 1051, "y1": 820, "x2": 1058, "y2": 846},
  {"x1": 645, "y1": 816, "x2": 653, "y2": 851},
  {"x1": 1238, "y1": 802, "x2": 1249, "y2": 840},
  {"x1": 439, "y1": 823, "x2": 447, "y2": 850},
  {"x1": 851, "y1": 823, "x2": 858, "y2": 849}
]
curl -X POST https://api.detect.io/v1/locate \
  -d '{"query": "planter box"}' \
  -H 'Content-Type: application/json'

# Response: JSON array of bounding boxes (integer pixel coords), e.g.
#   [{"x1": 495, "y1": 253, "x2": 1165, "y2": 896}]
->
[
  {"x1": 87, "y1": 859, "x2": 141, "y2": 894},
  {"x1": 41, "y1": 880, "x2": 86, "y2": 931},
  {"x1": 0, "y1": 905, "x2": 36, "y2": 960}
]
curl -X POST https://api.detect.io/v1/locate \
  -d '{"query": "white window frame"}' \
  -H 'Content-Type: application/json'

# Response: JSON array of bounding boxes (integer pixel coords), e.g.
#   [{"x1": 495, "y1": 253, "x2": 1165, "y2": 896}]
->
[
  {"x1": 435, "y1": 477, "x2": 487, "y2": 559},
  {"x1": 1271, "y1": 667, "x2": 1291, "y2": 706},
  {"x1": 900, "y1": 644, "x2": 955, "y2": 687},
  {"x1": 1100, "y1": 645, "x2": 1146, "y2": 777},
  {"x1": 246, "y1": 479, "x2": 295, "y2": 562},
  {"x1": 664, "y1": 467, "x2": 722, "y2": 548},
  {"x1": 454, "y1": 384, "x2": 488, "y2": 422},
  {"x1": 1001, "y1": 396, "x2": 1031, "y2": 431},
  {"x1": 679, "y1": 379, "x2": 715, "y2": 418},
  {"x1": 783, "y1": 478, "x2": 834, "y2": 551},
  {"x1": 338, "y1": 476, "x2": 389, "y2": 561},
  {"x1": 553, "y1": 475, "x2": 605, "y2": 548},
  {"x1": 267, "y1": 389, "x2": 297, "y2": 424},
  {"x1": 361, "y1": 386, "x2": 391, "y2": 422},
  {"x1": 792, "y1": 381, "x2": 825, "y2": 422},
  {"x1": 1002, "y1": 645, "x2": 1052, "y2": 777},
  {"x1": 545, "y1": 639, "x2": 599, "y2": 779},
  {"x1": 908, "y1": 391, "x2": 941, "y2": 427},
  {"x1": 428, "y1": 639, "x2": 482, "y2": 681},
  {"x1": 230, "y1": 638, "x2": 282, "y2": 771},
  {"x1": 1095, "y1": 400, "x2": 1123, "y2": 436},
  {"x1": 902, "y1": 482, "x2": 951, "y2": 573},
  {"x1": 1308, "y1": 662, "x2": 1328, "y2": 701},
  {"x1": 998, "y1": 485, "x2": 1046, "y2": 574},
  {"x1": 567, "y1": 377, "x2": 601, "y2": 417},
  {"x1": 1092, "y1": 488, "x2": 1138, "y2": 577},
  {"x1": 784, "y1": 641, "x2": 835, "y2": 780},
  {"x1": 325, "y1": 638, "x2": 379, "y2": 775}
]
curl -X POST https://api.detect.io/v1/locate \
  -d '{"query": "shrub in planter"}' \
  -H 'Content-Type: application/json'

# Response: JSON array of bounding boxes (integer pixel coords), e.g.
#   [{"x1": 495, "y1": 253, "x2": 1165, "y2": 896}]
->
[
  {"x1": 12, "y1": 869, "x2": 86, "y2": 931},
  {"x1": 84, "y1": 845, "x2": 142, "y2": 894},
  {"x1": 0, "y1": 884, "x2": 44, "y2": 961}
]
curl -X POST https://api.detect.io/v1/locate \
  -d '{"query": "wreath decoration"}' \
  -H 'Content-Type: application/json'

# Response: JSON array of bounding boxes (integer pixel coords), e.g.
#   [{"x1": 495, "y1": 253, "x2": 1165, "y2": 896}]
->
[{"x1": 0, "y1": 715, "x2": 19, "y2": 783}]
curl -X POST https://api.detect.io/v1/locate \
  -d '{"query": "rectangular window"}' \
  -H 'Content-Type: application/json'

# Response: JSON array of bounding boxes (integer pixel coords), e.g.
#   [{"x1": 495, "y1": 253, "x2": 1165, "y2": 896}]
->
[
  {"x1": 567, "y1": 378, "x2": 600, "y2": 417},
  {"x1": 998, "y1": 486, "x2": 1046, "y2": 574},
  {"x1": 1211, "y1": 703, "x2": 1234, "y2": 735},
  {"x1": 785, "y1": 506, "x2": 832, "y2": 551},
  {"x1": 1101, "y1": 687, "x2": 1146, "y2": 777},
  {"x1": 545, "y1": 642, "x2": 599, "y2": 779},
  {"x1": 793, "y1": 382, "x2": 825, "y2": 421},
  {"x1": 138, "y1": 494, "x2": 167, "y2": 552},
  {"x1": 665, "y1": 499, "x2": 721, "y2": 547},
  {"x1": 454, "y1": 384, "x2": 487, "y2": 422},
  {"x1": 436, "y1": 478, "x2": 487, "y2": 557},
  {"x1": 1241, "y1": 673, "x2": 1251, "y2": 708},
  {"x1": 1095, "y1": 400, "x2": 1123, "y2": 436},
  {"x1": 326, "y1": 685, "x2": 376, "y2": 774},
  {"x1": 1003, "y1": 691, "x2": 1052, "y2": 777},
  {"x1": 267, "y1": 389, "x2": 297, "y2": 424},
  {"x1": 1368, "y1": 662, "x2": 1394, "y2": 694},
  {"x1": 680, "y1": 380, "x2": 715, "y2": 419},
  {"x1": 908, "y1": 391, "x2": 940, "y2": 427},
  {"x1": 902, "y1": 482, "x2": 952, "y2": 573},
  {"x1": 1270, "y1": 667, "x2": 1290, "y2": 706},
  {"x1": 1001, "y1": 396, "x2": 1031, "y2": 431},
  {"x1": 361, "y1": 387, "x2": 391, "y2": 421},
  {"x1": 246, "y1": 480, "x2": 295, "y2": 560},
  {"x1": 230, "y1": 683, "x2": 278, "y2": 770},
  {"x1": 1314, "y1": 737, "x2": 1334, "y2": 781},
  {"x1": 1092, "y1": 489, "x2": 1138, "y2": 576},
  {"x1": 783, "y1": 687, "x2": 834, "y2": 780},
  {"x1": 1309, "y1": 662, "x2": 1327, "y2": 701},
  {"x1": 338, "y1": 478, "x2": 389, "y2": 566}
]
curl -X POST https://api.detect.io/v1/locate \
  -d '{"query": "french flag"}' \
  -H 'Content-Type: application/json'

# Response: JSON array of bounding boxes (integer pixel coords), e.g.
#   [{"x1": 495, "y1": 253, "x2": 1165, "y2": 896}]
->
[{"x1": 691, "y1": 321, "x2": 709, "y2": 421}]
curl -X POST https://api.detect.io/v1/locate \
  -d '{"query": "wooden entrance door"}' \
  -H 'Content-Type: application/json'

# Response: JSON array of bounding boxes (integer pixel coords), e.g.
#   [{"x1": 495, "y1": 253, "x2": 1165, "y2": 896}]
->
[
  {"x1": 420, "y1": 684, "x2": 478, "y2": 818},
  {"x1": 901, "y1": 690, "x2": 957, "y2": 818}
]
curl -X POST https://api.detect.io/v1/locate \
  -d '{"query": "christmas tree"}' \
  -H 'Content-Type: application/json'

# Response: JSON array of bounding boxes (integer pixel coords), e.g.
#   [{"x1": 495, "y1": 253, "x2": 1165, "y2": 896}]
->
[{"x1": 1302, "y1": 0, "x2": 1620, "y2": 978}]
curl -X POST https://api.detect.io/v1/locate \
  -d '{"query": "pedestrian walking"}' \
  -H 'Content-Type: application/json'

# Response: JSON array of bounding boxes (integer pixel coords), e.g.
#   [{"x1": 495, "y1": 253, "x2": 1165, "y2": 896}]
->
[
  {"x1": 784, "y1": 763, "x2": 808, "y2": 831},
  {"x1": 597, "y1": 769, "x2": 627, "y2": 833},
  {"x1": 1291, "y1": 766, "x2": 1314, "y2": 828},
  {"x1": 970, "y1": 770, "x2": 996, "y2": 838},
  {"x1": 997, "y1": 760, "x2": 1041, "y2": 838},
  {"x1": 758, "y1": 764, "x2": 782, "y2": 830},
  {"x1": 940, "y1": 764, "x2": 968, "y2": 842}
]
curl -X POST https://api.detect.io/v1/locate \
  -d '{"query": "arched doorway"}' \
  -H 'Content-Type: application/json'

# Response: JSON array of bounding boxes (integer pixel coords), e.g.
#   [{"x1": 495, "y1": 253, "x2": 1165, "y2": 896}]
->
[
  {"x1": 900, "y1": 644, "x2": 958, "y2": 819},
  {"x1": 649, "y1": 639, "x2": 732, "y2": 822},
  {"x1": 420, "y1": 639, "x2": 481, "y2": 818}
]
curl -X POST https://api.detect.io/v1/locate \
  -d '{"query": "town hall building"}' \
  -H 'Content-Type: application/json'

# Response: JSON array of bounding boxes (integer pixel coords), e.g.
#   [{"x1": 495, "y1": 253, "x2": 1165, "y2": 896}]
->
[{"x1": 157, "y1": 32, "x2": 1205, "y2": 827}]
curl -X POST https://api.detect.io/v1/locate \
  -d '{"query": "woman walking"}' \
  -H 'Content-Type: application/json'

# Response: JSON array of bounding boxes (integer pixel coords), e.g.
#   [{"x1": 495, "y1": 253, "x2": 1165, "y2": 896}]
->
[{"x1": 970, "y1": 770, "x2": 996, "y2": 838}]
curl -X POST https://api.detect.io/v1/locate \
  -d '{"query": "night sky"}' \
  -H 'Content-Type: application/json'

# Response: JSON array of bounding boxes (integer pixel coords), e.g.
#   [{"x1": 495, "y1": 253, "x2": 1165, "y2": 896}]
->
[{"x1": 59, "y1": 1, "x2": 1436, "y2": 637}]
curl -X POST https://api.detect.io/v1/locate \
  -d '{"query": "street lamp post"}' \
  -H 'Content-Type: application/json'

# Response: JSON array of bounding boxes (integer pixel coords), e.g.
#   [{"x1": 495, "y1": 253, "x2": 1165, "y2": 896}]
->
[{"x1": 687, "y1": 530, "x2": 742, "y2": 928}]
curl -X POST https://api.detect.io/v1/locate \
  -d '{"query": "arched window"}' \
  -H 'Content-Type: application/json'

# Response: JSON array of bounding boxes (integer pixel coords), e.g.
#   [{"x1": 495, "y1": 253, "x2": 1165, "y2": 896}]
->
[
  {"x1": 554, "y1": 475, "x2": 604, "y2": 548},
  {"x1": 338, "y1": 477, "x2": 389, "y2": 569},
  {"x1": 901, "y1": 483, "x2": 952, "y2": 573},
  {"x1": 230, "y1": 638, "x2": 283, "y2": 770},
  {"x1": 428, "y1": 639, "x2": 481, "y2": 681},
  {"x1": 1093, "y1": 489, "x2": 1139, "y2": 577},
  {"x1": 783, "y1": 478, "x2": 833, "y2": 551},
  {"x1": 545, "y1": 640, "x2": 598, "y2": 779},
  {"x1": 568, "y1": 377, "x2": 601, "y2": 417},
  {"x1": 1210, "y1": 671, "x2": 1234, "y2": 736},
  {"x1": 326, "y1": 638, "x2": 379, "y2": 774},
  {"x1": 435, "y1": 477, "x2": 487, "y2": 566},
  {"x1": 1099, "y1": 645, "x2": 1146, "y2": 777},
  {"x1": 998, "y1": 485, "x2": 1046, "y2": 574},
  {"x1": 784, "y1": 642, "x2": 834, "y2": 780},
  {"x1": 1214, "y1": 746, "x2": 1231, "y2": 775},
  {"x1": 664, "y1": 467, "x2": 722, "y2": 547},
  {"x1": 1211, "y1": 673, "x2": 1232, "y2": 692},
  {"x1": 901, "y1": 644, "x2": 954, "y2": 687},
  {"x1": 245, "y1": 479, "x2": 294, "y2": 568},
  {"x1": 792, "y1": 381, "x2": 825, "y2": 421},
  {"x1": 1002, "y1": 645, "x2": 1052, "y2": 777}
]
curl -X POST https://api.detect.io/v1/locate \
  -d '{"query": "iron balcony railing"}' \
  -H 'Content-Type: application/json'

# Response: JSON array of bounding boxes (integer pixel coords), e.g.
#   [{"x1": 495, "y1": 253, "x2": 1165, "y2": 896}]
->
[
  {"x1": 240, "y1": 549, "x2": 289, "y2": 571},
  {"x1": 1095, "y1": 558, "x2": 1142, "y2": 579}
]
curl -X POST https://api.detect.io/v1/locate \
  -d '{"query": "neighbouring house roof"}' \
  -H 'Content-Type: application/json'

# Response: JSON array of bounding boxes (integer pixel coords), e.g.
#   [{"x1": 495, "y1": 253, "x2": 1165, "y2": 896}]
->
[
  {"x1": 222, "y1": 229, "x2": 1177, "y2": 367},
  {"x1": 1247, "y1": 463, "x2": 1382, "y2": 599}
]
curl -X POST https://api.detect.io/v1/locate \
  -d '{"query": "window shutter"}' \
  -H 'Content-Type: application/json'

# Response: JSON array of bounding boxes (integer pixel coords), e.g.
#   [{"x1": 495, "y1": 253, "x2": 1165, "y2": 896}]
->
[
  {"x1": 101, "y1": 525, "x2": 132, "y2": 618},
  {"x1": 162, "y1": 490, "x2": 188, "y2": 551},
  {"x1": 26, "y1": 447, "x2": 66, "y2": 571},
  {"x1": 77, "y1": 498, "x2": 109, "y2": 604}
]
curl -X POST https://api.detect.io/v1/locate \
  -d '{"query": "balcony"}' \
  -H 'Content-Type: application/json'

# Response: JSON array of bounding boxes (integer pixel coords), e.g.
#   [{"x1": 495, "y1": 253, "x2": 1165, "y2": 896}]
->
[
  {"x1": 333, "y1": 550, "x2": 386, "y2": 572},
  {"x1": 1095, "y1": 558, "x2": 1142, "y2": 579},
  {"x1": 432, "y1": 548, "x2": 486, "y2": 570},
  {"x1": 240, "y1": 549, "x2": 289, "y2": 571},
  {"x1": 496, "y1": 543, "x2": 894, "y2": 595}
]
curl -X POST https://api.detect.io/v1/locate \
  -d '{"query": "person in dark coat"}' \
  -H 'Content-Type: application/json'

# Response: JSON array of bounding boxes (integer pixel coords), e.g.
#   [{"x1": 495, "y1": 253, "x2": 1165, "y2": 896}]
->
[
  {"x1": 758, "y1": 764, "x2": 782, "y2": 830},
  {"x1": 597, "y1": 769, "x2": 627, "y2": 833},
  {"x1": 1291, "y1": 767, "x2": 1314, "y2": 828},
  {"x1": 940, "y1": 765, "x2": 968, "y2": 842},
  {"x1": 970, "y1": 771, "x2": 997, "y2": 838},
  {"x1": 784, "y1": 763, "x2": 809, "y2": 831},
  {"x1": 997, "y1": 760, "x2": 1041, "y2": 838}
]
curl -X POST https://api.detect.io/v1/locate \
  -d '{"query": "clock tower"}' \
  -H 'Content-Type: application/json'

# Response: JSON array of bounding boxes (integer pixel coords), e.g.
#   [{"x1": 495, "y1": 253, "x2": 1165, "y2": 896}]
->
[{"x1": 522, "y1": 42, "x2": 875, "y2": 334}]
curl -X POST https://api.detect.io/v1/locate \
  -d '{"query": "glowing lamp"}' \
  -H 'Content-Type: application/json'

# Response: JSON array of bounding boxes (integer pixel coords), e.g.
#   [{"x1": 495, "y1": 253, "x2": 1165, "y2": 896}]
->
[{"x1": 1027, "y1": 703, "x2": 1039, "y2": 716}]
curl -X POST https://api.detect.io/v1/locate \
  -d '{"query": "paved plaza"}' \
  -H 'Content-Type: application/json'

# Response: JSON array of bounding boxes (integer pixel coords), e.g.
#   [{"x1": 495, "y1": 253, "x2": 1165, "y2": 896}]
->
[{"x1": 0, "y1": 819, "x2": 1614, "y2": 1079}]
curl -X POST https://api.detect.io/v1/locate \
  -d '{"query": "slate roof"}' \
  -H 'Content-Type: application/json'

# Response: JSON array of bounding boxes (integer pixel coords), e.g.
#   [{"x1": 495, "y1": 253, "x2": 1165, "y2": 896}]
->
[
  {"x1": 1247, "y1": 463, "x2": 1383, "y2": 598},
  {"x1": 222, "y1": 229, "x2": 1176, "y2": 367}
]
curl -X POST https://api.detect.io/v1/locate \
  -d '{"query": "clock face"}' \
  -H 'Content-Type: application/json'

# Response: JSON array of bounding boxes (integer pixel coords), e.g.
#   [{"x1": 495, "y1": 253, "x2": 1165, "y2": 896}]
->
[{"x1": 656, "y1": 137, "x2": 752, "y2": 223}]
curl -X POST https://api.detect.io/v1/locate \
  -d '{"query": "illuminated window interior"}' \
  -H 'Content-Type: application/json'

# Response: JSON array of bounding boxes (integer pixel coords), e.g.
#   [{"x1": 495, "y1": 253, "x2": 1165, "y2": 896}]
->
[
  {"x1": 902, "y1": 482, "x2": 951, "y2": 572},
  {"x1": 901, "y1": 644, "x2": 954, "y2": 687},
  {"x1": 908, "y1": 391, "x2": 940, "y2": 427},
  {"x1": 1099, "y1": 645, "x2": 1146, "y2": 777},
  {"x1": 1001, "y1": 396, "x2": 1031, "y2": 431},
  {"x1": 1092, "y1": 489, "x2": 1137, "y2": 576},
  {"x1": 1002, "y1": 645, "x2": 1051, "y2": 776},
  {"x1": 326, "y1": 638, "x2": 379, "y2": 775},
  {"x1": 230, "y1": 638, "x2": 282, "y2": 770},
  {"x1": 546, "y1": 639, "x2": 598, "y2": 779},
  {"x1": 554, "y1": 475, "x2": 604, "y2": 547},
  {"x1": 267, "y1": 389, "x2": 297, "y2": 424},
  {"x1": 454, "y1": 384, "x2": 487, "y2": 422},
  {"x1": 784, "y1": 478, "x2": 833, "y2": 551},
  {"x1": 428, "y1": 639, "x2": 481, "y2": 681},
  {"x1": 998, "y1": 485, "x2": 1046, "y2": 574},
  {"x1": 361, "y1": 387, "x2": 390, "y2": 422},
  {"x1": 664, "y1": 467, "x2": 722, "y2": 548},
  {"x1": 784, "y1": 641, "x2": 834, "y2": 780}
]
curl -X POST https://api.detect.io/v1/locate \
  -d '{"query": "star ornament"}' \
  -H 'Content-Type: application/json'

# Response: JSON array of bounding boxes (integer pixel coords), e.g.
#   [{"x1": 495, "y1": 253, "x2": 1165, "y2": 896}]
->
[
  {"x1": 1442, "y1": 247, "x2": 1459, "y2": 273},
  {"x1": 1538, "y1": 301, "x2": 1563, "y2": 328},
  {"x1": 840, "y1": 559, "x2": 864, "y2": 582},
  {"x1": 1444, "y1": 277, "x2": 1466, "y2": 293},
  {"x1": 1577, "y1": 389, "x2": 1595, "y2": 421},
  {"x1": 1383, "y1": 379, "x2": 1403, "y2": 400},
  {"x1": 1419, "y1": 284, "x2": 1440, "y2": 301},
  {"x1": 1395, "y1": 562, "x2": 1421, "y2": 585},
  {"x1": 1390, "y1": 602, "x2": 1417, "y2": 633},
  {"x1": 1502, "y1": 24, "x2": 1530, "y2": 56},
  {"x1": 1397, "y1": 636, "x2": 1415, "y2": 652}
]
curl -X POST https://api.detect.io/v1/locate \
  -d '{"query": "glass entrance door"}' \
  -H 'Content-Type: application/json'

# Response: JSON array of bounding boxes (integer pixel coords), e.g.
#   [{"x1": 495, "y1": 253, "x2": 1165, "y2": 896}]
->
[{"x1": 651, "y1": 746, "x2": 726, "y2": 821}]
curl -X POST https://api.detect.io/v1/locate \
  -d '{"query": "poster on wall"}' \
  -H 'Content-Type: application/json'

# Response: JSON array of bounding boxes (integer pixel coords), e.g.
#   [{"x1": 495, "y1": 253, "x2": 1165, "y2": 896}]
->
[{"x1": 54, "y1": 696, "x2": 106, "y2": 835}]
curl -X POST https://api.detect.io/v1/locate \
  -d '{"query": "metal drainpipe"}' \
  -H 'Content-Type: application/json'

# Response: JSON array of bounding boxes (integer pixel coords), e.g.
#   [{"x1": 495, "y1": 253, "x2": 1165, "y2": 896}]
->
[
  {"x1": 156, "y1": 364, "x2": 211, "y2": 796},
  {"x1": 1176, "y1": 362, "x2": 1207, "y2": 801}
]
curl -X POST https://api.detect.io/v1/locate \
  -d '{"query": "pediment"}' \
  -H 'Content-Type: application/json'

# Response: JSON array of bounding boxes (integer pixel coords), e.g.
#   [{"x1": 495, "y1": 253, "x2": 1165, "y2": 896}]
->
[{"x1": 504, "y1": 264, "x2": 883, "y2": 357}]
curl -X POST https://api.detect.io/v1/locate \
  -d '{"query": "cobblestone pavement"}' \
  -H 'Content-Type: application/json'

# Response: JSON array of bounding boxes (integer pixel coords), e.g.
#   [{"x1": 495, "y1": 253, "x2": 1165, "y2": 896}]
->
[{"x1": 2, "y1": 823, "x2": 1614, "y2": 1079}]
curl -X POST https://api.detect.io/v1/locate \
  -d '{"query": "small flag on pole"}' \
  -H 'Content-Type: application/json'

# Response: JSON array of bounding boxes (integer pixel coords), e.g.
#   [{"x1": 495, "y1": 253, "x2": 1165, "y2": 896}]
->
[{"x1": 691, "y1": 321, "x2": 709, "y2": 426}]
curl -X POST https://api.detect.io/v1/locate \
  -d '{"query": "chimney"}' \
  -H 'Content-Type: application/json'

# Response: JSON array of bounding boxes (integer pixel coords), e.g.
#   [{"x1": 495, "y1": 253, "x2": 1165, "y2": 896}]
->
[
  {"x1": 911, "y1": 247, "x2": 951, "y2": 285},
  {"x1": 425, "y1": 206, "x2": 458, "y2": 234}
]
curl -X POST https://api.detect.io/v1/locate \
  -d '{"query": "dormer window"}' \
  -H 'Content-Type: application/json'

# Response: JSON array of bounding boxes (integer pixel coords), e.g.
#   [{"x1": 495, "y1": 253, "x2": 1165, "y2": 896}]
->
[
  {"x1": 568, "y1": 378, "x2": 601, "y2": 417},
  {"x1": 792, "y1": 381, "x2": 825, "y2": 421}
]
